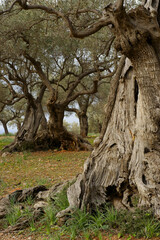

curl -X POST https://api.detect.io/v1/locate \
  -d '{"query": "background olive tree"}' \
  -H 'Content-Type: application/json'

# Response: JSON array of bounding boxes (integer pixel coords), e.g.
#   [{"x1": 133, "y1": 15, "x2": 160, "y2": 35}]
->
[{"x1": 0, "y1": 0, "x2": 115, "y2": 151}]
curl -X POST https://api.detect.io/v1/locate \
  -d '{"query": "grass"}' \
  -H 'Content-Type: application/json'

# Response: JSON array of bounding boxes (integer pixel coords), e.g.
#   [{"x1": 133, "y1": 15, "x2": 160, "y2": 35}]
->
[
  {"x1": 63, "y1": 206, "x2": 160, "y2": 239},
  {"x1": 5, "y1": 204, "x2": 22, "y2": 226},
  {"x1": 5, "y1": 198, "x2": 36, "y2": 231},
  {"x1": 0, "y1": 150, "x2": 89, "y2": 195},
  {"x1": 0, "y1": 136, "x2": 14, "y2": 150},
  {"x1": 37, "y1": 195, "x2": 160, "y2": 239},
  {"x1": 2, "y1": 188, "x2": 160, "y2": 240},
  {"x1": 5, "y1": 187, "x2": 156, "y2": 240},
  {"x1": 0, "y1": 135, "x2": 90, "y2": 196},
  {"x1": 1, "y1": 136, "x2": 160, "y2": 239}
]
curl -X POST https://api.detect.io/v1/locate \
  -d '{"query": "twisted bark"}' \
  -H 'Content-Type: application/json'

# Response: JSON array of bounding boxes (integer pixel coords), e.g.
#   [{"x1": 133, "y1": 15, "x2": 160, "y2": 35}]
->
[{"x1": 58, "y1": 3, "x2": 160, "y2": 218}]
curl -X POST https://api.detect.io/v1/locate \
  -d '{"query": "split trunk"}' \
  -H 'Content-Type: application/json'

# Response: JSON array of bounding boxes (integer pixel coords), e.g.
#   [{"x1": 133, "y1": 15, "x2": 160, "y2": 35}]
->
[{"x1": 47, "y1": 99, "x2": 92, "y2": 151}]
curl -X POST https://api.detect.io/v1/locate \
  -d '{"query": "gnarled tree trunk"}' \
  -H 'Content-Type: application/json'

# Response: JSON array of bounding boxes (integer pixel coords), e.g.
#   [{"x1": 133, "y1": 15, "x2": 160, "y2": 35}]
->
[
  {"x1": 47, "y1": 99, "x2": 92, "y2": 151},
  {"x1": 58, "y1": 4, "x2": 160, "y2": 218},
  {"x1": 3, "y1": 101, "x2": 46, "y2": 152}
]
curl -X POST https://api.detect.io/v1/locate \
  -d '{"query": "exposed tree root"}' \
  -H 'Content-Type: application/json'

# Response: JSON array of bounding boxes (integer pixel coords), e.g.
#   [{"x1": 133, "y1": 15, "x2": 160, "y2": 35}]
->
[{"x1": 2, "y1": 129, "x2": 92, "y2": 152}]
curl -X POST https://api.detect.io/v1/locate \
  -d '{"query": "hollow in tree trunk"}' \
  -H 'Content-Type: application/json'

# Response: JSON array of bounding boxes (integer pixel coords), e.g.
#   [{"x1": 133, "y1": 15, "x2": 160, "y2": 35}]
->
[{"x1": 58, "y1": 4, "x2": 160, "y2": 218}]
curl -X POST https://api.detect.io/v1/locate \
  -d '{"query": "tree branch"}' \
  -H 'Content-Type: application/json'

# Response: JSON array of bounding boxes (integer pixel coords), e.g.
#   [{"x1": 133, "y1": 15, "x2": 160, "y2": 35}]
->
[
  {"x1": 0, "y1": 0, "x2": 19, "y2": 14},
  {"x1": 66, "y1": 67, "x2": 103, "y2": 99},
  {"x1": 25, "y1": 53, "x2": 56, "y2": 99},
  {"x1": 5, "y1": 1, "x2": 113, "y2": 39},
  {"x1": 65, "y1": 106, "x2": 79, "y2": 114},
  {"x1": 116, "y1": 0, "x2": 124, "y2": 11},
  {"x1": 65, "y1": 16, "x2": 111, "y2": 39},
  {"x1": 67, "y1": 80, "x2": 98, "y2": 104},
  {"x1": 37, "y1": 85, "x2": 46, "y2": 102}
]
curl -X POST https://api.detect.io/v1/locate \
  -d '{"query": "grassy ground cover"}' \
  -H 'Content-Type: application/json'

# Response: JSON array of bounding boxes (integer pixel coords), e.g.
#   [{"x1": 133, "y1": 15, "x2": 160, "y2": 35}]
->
[
  {"x1": 1, "y1": 137, "x2": 160, "y2": 240},
  {"x1": 0, "y1": 136, "x2": 14, "y2": 151},
  {"x1": 0, "y1": 136, "x2": 90, "y2": 197}
]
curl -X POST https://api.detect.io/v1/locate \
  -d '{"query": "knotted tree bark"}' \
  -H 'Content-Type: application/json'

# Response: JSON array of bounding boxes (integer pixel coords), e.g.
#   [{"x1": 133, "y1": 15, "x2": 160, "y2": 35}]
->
[{"x1": 58, "y1": 0, "x2": 160, "y2": 218}]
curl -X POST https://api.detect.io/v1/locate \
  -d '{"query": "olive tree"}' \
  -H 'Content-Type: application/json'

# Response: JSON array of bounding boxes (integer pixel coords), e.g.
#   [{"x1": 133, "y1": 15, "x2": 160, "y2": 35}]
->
[
  {"x1": 0, "y1": 1, "x2": 115, "y2": 151},
  {"x1": 3, "y1": 0, "x2": 160, "y2": 218}
]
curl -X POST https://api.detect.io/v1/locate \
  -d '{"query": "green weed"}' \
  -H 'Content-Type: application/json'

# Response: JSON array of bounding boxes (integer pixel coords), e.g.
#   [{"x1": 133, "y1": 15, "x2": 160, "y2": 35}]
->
[
  {"x1": 43, "y1": 204, "x2": 57, "y2": 234},
  {"x1": 6, "y1": 205, "x2": 22, "y2": 226},
  {"x1": 105, "y1": 206, "x2": 118, "y2": 228},
  {"x1": 62, "y1": 206, "x2": 160, "y2": 239},
  {"x1": 4, "y1": 189, "x2": 160, "y2": 240},
  {"x1": 22, "y1": 206, "x2": 36, "y2": 231},
  {"x1": 26, "y1": 196, "x2": 34, "y2": 206},
  {"x1": 126, "y1": 235, "x2": 132, "y2": 240},
  {"x1": 66, "y1": 208, "x2": 90, "y2": 231},
  {"x1": 143, "y1": 219, "x2": 160, "y2": 238},
  {"x1": 29, "y1": 217, "x2": 36, "y2": 232},
  {"x1": 89, "y1": 208, "x2": 107, "y2": 232},
  {"x1": 97, "y1": 232, "x2": 103, "y2": 240},
  {"x1": 5, "y1": 196, "x2": 36, "y2": 229},
  {"x1": 53, "y1": 233, "x2": 61, "y2": 240},
  {"x1": 54, "y1": 187, "x2": 69, "y2": 211}
]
